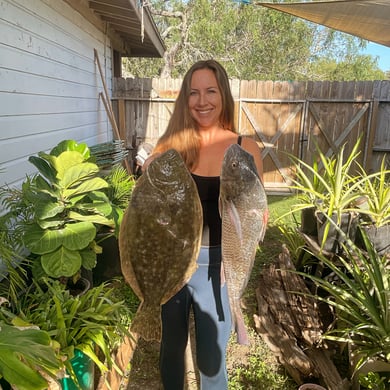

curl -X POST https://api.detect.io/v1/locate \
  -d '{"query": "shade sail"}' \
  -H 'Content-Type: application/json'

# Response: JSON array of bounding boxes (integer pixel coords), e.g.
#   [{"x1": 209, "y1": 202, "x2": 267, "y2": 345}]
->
[{"x1": 256, "y1": 1, "x2": 390, "y2": 47}]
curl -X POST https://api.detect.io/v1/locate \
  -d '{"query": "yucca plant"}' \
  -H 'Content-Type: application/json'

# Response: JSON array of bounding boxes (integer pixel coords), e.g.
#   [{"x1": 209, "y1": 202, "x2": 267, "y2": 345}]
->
[
  {"x1": 282, "y1": 141, "x2": 364, "y2": 252},
  {"x1": 297, "y1": 222, "x2": 390, "y2": 379},
  {"x1": 354, "y1": 157, "x2": 390, "y2": 228}
]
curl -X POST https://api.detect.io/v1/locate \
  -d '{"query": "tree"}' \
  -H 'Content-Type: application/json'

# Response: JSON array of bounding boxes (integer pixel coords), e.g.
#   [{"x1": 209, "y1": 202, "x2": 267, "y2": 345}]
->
[{"x1": 123, "y1": 0, "x2": 386, "y2": 81}]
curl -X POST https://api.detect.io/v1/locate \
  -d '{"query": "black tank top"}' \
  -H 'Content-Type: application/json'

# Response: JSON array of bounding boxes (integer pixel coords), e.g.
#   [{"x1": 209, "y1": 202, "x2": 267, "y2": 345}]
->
[{"x1": 191, "y1": 136, "x2": 242, "y2": 246}]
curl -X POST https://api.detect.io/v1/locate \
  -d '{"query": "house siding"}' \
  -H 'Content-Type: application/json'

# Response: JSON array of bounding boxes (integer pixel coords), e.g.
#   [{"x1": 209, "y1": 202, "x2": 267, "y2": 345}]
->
[{"x1": 0, "y1": 0, "x2": 114, "y2": 186}]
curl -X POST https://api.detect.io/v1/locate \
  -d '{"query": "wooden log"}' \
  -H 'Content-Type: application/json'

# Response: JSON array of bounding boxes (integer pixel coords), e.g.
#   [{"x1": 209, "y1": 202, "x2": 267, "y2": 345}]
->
[
  {"x1": 254, "y1": 245, "x2": 348, "y2": 390},
  {"x1": 96, "y1": 331, "x2": 138, "y2": 390}
]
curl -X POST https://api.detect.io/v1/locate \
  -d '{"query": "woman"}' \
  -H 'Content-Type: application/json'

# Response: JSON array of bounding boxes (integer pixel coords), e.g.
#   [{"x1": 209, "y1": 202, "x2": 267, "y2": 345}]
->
[{"x1": 148, "y1": 59, "x2": 264, "y2": 389}]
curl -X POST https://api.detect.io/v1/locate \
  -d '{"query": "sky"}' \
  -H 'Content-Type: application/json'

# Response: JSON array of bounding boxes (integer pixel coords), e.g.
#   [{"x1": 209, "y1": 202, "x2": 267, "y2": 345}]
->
[{"x1": 361, "y1": 42, "x2": 390, "y2": 72}]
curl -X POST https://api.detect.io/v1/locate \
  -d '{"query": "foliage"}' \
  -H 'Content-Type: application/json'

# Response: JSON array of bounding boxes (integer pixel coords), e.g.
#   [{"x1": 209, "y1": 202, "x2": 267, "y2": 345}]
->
[
  {"x1": 0, "y1": 143, "x2": 135, "y2": 282},
  {"x1": 0, "y1": 321, "x2": 62, "y2": 390},
  {"x1": 0, "y1": 279, "x2": 132, "y2": 386},
  {"x1": 354, "y1": 157, "x2": 390, "y2": 227},
  {"x1": 294, "y1": 142, "x2": 362, "y2": 217},
  {"x1": 276, "y1": 223, "x2": 313, "y2": 269},
  {"x1": 309, "y1": 54, "x2": 386, "y2": 81},
  {"x1": 102, "y1": 164, "x2": 136, "y2": 236},
  {"x1": 228, "y1": 347, "x2": 296, "y2": 390},
  {"x1": 0, "y1": 174, "x2": 35, "y2": 305},
  {"x1": 123, "y1": 0, "x2": 385, "y2": 80},
  {"x1": 0, "y1": 227, "x2": 29, "y2": 306},
  {"x1": 18, "y1": 140, "x2": 118, "y2": 280},
  {"x1": 297, "y1": 225, "x2": 390, "y2": 375},
  {"x1": 359, "y1": 371, "x2": 390, "y2": 390},
  {"x1": 278, "y1": 141, "x2": 364, "y2": 251}
]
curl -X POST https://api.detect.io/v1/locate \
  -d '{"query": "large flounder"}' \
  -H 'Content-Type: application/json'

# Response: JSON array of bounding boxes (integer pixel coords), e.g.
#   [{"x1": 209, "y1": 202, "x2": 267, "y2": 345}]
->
[
  {"x1": 219, "y1": 144, "x2": 268, "y2": 345},
  {"x1": 119, "y1": 149, "x2": 202, "y2": 341}
]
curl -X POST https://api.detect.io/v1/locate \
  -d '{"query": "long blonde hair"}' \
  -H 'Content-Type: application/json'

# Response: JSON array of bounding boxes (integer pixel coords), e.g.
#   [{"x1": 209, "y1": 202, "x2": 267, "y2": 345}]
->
[{"x1": 152, "y1": 60, "x2": 236, "y2": 170}]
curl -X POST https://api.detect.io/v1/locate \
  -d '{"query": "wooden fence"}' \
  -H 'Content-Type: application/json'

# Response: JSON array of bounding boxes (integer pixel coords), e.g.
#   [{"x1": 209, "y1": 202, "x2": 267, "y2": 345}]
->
[{"x1": 112, "y1": 78, "x2": 390, "y2": 192}]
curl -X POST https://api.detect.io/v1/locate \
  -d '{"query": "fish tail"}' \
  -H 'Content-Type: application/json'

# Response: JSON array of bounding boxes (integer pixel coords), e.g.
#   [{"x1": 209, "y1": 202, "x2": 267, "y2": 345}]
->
[
  {"x1": 233, "y1": 303, "x2": 249, "y2": 345},
  {"x1": 131, "y1": 303, "x2": 162, "y2": 342}
]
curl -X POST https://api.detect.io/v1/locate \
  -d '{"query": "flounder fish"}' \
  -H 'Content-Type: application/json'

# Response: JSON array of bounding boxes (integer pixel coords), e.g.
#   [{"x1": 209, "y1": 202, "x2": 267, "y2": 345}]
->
[
  {"x1": 219, "y1": 143, "x2": 268, "y2": 345},
  {"x1": 119, "y1": 149, "x2": 202, "y2": 341}
]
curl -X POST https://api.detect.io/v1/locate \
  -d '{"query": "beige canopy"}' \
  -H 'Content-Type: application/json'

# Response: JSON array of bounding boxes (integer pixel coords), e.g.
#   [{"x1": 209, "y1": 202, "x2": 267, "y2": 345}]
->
[{"x1": 256, "y1": 0, "x2": 390, "y2": 47}]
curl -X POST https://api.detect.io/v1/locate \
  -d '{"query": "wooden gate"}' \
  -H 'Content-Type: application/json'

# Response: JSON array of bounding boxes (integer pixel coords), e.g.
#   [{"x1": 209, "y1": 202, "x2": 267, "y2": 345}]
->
[{"x1": 236, "y1": 80, "x2": 380, "y2": 192}]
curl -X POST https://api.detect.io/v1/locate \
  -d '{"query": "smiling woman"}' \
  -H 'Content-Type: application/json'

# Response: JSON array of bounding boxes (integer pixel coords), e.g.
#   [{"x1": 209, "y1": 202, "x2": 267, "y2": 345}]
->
[{"x1": 126, "y1": 59, "x2": 266, "y2": 390}]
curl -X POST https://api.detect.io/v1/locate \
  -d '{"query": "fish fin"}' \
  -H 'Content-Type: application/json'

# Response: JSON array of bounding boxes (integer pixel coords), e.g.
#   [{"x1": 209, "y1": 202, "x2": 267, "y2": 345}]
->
[
  {"x1": 258, "y1": 209, "x2": 269, "y2": 242},
  {"x1": 227, "y1": 201, "x2": 243, "y2": 240},
  {"x1": 234, "y1": 304, "x2": 249, "y2": 345},
  {"x1": 251, "y1": 208, "x2": 269, "y2": 243},
  {"x1": 131, "y1": 302, "x2": 162, "y2": 342}
]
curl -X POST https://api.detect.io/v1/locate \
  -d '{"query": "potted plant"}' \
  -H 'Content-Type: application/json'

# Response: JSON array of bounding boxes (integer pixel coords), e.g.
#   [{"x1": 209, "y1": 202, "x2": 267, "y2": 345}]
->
[
  {"x1": 93, "y1": 164, "x2": 136, "y2": 285},
  {"x1": 0, "y1": 319, "x2": 63, "y2": 390},
  {"x1": 297, "y1": 223, "x2": 390, "y2": 389},
  {"x1": 283, "y1": 141, "x2": 364, "y2": 254},
  {"x1": 0, "y1": 278, "x2": 132, "y2": 389},
  {"x1": 16, "y1": 140, "x2": 120, "y2": 283},
  {"x1": 353, "y1": 157, "x2": 390, "y2": 255},
  {"x1": 0, "y1": 202, "x2": 63, "y2": 390}
]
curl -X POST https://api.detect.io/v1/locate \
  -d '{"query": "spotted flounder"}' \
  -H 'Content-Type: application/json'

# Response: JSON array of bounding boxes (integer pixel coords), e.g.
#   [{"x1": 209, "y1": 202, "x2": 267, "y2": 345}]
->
[
  {"x1": 219, "y1": 144, "x2": 268, "y2": 345},
  {"x1": 119, "y1": 149, "x2": 202, "y2": 341}
]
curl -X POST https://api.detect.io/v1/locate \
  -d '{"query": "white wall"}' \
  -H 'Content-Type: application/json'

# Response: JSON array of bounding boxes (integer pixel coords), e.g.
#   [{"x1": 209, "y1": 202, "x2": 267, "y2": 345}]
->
[{"x1": 0, "y1": 0, "x2": 113, "y2": 187}]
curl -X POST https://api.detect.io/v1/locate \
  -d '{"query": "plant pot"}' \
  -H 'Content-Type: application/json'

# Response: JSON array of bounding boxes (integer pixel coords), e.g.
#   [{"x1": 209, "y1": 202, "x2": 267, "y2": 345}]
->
[
  {"x1": 350, "y1": 357, "x2": 390, "y2": 390},
  {"x1": 316, "y1": 211, "x2": 358, "y2": 254},
  {"x1": 355, "y1": 224, "x2": 390, "y2": 256},
  {"x1": 66, "y1": 277, "x2": 91, "y2": 297},
  {"x1": 93, "y1": 233, "x2": 122, "y2": 286},
  {"x1": 301, "y1": 207, "x2": 318, "y2": 236},
  {"x1": 60, "y1": 349, "x2": 94, "y2": 390},
  {"x1": 299, "y1": 384, "x2": 327, "y2": 390}
]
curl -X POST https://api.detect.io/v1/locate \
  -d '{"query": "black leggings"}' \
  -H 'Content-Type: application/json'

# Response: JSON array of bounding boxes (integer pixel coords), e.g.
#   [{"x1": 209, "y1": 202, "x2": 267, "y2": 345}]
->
[{"x1": 160, "y1": 246, "x2": 232, "y2": 389}]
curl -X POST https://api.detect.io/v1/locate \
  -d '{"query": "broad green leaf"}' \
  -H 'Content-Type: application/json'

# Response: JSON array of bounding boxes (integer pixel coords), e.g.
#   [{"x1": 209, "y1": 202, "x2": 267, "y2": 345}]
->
[
  {"x1": 54, "y1": 152, "x2": 85, "y2": 179},
  {"x1": 64, "y1": 177, "x2": 109, "y2": 198},
  {"x1": 37, "y1": 218, "x2": 64, "y2": 229},
  {"x1": 0, "y1": 351, "x2": 49, "y2": 390},
  {"x1": 41, "y1": 246, "x2": 82, "y2": 278},
  {"x1": 50, "y1": 140, "x2": 90, "y2": 159},
  {"x1": 34, "y1": 175, "x2": 56, "y2": 194},
  {"x1": 35, "y1": 200, "x2": 65, "y2": 220},
  {"x1": 0, "y1": 324, "x2": 61, "y2": 390},
  {"x1": 80, "y1": 247, "x2": 98, "y2": 270},
  {"x1": 62, "y1": 221, "x2": 96, "y2": 250},
  {"x1": 28, "y1": 156, "x2": 57, "y2": 183},
  {"x1": 69, "y1": 211, "x2": 115, "y2": 227},
  {"x1": 24, "y1": 224, "x2": 63, "y2": 254}
]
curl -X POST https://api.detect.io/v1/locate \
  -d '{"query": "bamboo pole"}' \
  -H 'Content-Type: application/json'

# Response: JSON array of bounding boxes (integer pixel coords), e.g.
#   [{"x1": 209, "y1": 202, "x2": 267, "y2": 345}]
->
[{"x1": 94, "y1": 49, "x2": 132, "y2": 174}]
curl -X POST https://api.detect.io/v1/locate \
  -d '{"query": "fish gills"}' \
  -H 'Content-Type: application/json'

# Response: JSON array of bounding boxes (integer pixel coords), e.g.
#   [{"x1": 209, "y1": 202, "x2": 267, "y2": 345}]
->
[
  {"x1": 220, "y1": 144, "x2": 268, "y2": 345},
  {"x1": 119, "y1": 149, "x2": 202, "y2": 341}
]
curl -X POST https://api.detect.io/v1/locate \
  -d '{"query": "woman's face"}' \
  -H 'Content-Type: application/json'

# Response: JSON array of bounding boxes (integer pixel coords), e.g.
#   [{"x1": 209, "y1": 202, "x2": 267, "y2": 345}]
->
[{"x1": 188, "y1": 68, "x2": 222, "y2": 130}]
